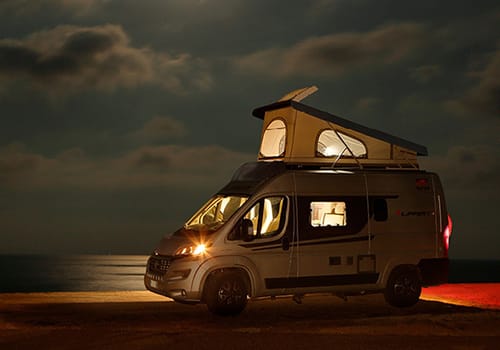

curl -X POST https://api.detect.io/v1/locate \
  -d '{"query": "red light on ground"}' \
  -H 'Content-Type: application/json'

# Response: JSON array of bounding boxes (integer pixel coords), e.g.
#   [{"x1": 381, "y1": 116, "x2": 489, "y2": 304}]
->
[{"x1": 422, "y1": 283, "x2": 500, "y2": 310}]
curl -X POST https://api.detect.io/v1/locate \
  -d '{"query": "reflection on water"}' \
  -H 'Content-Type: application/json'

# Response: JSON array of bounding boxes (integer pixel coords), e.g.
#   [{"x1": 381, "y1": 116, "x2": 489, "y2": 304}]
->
[
  {"x1": 0, "y1": 255, "x2": 148, "y2": 293},
  {"x1": 1, "y1": 255, "x2": 499, "y2": 293}
]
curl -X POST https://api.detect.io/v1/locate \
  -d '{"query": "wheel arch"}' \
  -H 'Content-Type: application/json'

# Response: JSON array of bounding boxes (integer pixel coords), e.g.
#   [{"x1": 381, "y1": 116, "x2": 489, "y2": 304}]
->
[
  {"x1": 191, "y1": 256, "x2": 259, "y2": 302},
  {"x1": 200, "y1": 267, "x2": 252, "y2": 302},
  {"x1": 385, "y1": 264, "x2": 423, "y2": 286},
  {"x1": 380, "y1": 259, "x2": 423, "y2": 287}
]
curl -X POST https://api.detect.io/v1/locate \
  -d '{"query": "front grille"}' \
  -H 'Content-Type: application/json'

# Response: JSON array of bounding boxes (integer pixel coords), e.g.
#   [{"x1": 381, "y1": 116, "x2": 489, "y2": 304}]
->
[{"x1": 147, "y1": 255, "x2": 172, "y2": 275}]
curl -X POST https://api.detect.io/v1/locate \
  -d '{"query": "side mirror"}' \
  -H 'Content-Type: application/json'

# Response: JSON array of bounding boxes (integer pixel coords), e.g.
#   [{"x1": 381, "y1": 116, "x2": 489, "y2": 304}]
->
[{"x1": 241, "y1": 219, "x2": 254, "y2": 242}]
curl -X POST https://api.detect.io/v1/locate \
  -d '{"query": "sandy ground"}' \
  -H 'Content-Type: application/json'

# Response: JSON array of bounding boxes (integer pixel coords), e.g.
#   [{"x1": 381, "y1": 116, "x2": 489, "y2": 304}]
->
[{"x1": 0, "y1": 285, "x2": 499, "y2": 350}]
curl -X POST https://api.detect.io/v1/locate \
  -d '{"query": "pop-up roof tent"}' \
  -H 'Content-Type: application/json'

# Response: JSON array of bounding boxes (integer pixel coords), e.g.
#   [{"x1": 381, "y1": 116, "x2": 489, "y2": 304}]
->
[{"x1": 252, "y1": 86, "x2": 427, "y2": 169}]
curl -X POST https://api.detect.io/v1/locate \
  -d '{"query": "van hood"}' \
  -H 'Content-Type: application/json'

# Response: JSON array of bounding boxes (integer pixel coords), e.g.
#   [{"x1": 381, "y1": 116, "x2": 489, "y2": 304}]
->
[
  {"x1": 153, "y1": 227, "x2": 214, "y2": 256},
  {"x1": 153, "y1": 234, "x2": 189, "y2": 256}
]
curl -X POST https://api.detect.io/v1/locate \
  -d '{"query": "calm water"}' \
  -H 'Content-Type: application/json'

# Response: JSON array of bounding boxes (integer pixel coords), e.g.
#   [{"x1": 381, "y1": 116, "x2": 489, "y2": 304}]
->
[
  {"x1": 449, "y1": 259, "x2": 500, "y2": 283},
  {"x1": 0, "y1": 255, "x2": 498, "y2": 293},
  {"x1": 0, "y1": 255, "x2": 148, "y2": 293}
]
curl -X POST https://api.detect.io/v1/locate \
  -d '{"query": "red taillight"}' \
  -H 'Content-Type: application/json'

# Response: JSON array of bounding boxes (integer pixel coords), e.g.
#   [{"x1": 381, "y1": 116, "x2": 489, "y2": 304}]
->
[{"x1": 443, "y1": 214, "x2": 452, "y2": 256}]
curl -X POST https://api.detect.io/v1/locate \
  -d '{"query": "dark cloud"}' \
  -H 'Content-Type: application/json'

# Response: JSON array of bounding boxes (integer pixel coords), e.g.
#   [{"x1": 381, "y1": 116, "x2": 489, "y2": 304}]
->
[
  {"x1": 0, "y1": 143, "x2": 42, "y2": 177},
  {"x1": 235, "y1": 22, "x2": 427, "y2": 77},
  {"x1": 131, "y1": 149, "x2": 171, "y2": 172},
  {"x1": 409, "y1": 65, "x2": 442, "y2": 83},
  {"x1": 444, "y1": 48, "x2": 500, "y2": 118},
  {"x1": 133, "y1": 116, "x2": 187, "y2": 141},
  {"x1": 123, "y1": 145, "x2": 254, "y2": 182},
  {"x1": 0, "y1": 24, "x2": 212, "y2": 94},
  {"x1": 421, "y1": 145, "x2": 500, "y2": 198},
  {"x1": 0, "y1": 25, "x2": 148, "y2": 90},
  {"x1": 355, "y1": 97, "x2": 380, "y2": 112},
  {"x1": 56, "y1": 148, "x2": 86, "y2": 162},
  {"x1": 461, "y1": 49, "x2": 500, "y2": 117},
  {"x1": 62, "y1": 29, "x2": 118, "y2": 56},
  {"x1": 0, "y1": 43, "x2": 39, "y2": 73},
  {"x1": 0, "y1": 143, "x2": 253, "y2": 190},
  {"x1": 0, "y1": 0, "x2": 100, "y2": 18}
]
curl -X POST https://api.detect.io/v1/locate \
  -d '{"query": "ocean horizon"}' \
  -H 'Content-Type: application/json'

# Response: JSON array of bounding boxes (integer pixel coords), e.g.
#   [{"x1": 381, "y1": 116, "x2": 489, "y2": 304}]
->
[{"x1": 0, "y1": 255, "x2": 499, "y2": 293}]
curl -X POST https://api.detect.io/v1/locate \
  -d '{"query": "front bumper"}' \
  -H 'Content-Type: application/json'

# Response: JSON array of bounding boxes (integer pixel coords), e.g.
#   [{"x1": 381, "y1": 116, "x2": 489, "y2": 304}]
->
[{"x1": 144, "y1": 254, "x2": 202, "y2": 303}]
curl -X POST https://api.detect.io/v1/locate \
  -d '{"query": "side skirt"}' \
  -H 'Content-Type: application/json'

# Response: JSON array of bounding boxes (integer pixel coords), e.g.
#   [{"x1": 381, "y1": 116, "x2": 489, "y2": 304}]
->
[{"x1": 265, "y1": 273, "x2": 379, "y2": 289}]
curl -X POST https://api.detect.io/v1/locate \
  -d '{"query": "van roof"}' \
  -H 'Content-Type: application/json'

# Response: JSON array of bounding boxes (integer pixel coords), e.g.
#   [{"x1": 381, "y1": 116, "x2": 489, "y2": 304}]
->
[{"x1": 219, "y1": 162, "x2": 430, "y2": 196}]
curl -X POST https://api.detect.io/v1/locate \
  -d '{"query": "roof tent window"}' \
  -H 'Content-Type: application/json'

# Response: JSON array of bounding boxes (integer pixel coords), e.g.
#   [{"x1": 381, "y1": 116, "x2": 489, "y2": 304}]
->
[
  {"x1": 260, "y1": 119, "x2": 286, "y2": 158},
  {"x1": 317, "y1": 130, "x2": 367, "y2": 158}
]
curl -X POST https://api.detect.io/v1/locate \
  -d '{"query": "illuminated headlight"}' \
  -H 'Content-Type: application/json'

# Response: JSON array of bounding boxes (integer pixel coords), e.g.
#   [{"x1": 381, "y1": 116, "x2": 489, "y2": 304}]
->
[{"x1": 175, "y1": 244, "x2": 207, "y2": 257}]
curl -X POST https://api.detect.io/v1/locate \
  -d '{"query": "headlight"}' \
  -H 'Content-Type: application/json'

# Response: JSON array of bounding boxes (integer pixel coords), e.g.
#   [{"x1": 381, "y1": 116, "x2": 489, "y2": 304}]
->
[{"x1": 175, "y1": 244, "x2": 207, "y2": 257}]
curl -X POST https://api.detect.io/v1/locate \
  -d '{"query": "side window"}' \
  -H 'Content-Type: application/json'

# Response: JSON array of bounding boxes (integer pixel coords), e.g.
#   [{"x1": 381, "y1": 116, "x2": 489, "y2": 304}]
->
[
  {"x1": 260, "y1": 119, "x2": 286, "y2": 158},
  {"x1": 371, "y1": 198, "x2": 388, "y2": 222},
  {"x1": 244, "y1": 202, "x2": 261, "y2": 236},
  {"x1": 317, "y1": 130, "x2": 367, "y2": 158},
  {"x1": 299, "y1": 196, "x2": 367, "y2": 239},
  {"x1": 242, "y1": 196, "x2": 287, "y2": 239},
  {"x1": 310, "y1": 201, "x2": 347, "y2": 227}
]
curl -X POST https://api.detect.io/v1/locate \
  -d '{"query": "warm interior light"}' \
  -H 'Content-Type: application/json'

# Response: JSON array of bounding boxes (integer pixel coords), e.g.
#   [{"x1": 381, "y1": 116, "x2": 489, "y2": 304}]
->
[{"x1": 324, "y1": 146, "x2": 342, "y2": 157}]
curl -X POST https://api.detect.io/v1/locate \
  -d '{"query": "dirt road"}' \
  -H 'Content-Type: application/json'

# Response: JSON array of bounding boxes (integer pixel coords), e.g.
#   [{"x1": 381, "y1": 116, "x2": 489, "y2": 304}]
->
[{"x1": 1, "y1": 290, "x2": 499, "y2": 349}]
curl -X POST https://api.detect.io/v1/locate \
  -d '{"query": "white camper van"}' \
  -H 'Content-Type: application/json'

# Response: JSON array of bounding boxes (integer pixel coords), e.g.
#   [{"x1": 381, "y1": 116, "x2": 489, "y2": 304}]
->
[{"x1": 144, "y1": 88, "x2": 451, "y2": 315}]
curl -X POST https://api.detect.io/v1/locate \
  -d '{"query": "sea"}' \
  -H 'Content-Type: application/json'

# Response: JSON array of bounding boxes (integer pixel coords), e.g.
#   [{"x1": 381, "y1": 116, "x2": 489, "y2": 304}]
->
[
  {"x1": 0, "y1": 255, "x2": 499, "y2": 293},
  {"x1": 0, "y1": 255, "x2": 148, "y2": 293}
]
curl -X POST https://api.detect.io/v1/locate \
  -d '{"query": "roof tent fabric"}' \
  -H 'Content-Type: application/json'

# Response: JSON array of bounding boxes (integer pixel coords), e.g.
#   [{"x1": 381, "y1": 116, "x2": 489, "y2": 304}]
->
[{"x1": 252, "y1": 97, "x2": 428, "y2": 168}]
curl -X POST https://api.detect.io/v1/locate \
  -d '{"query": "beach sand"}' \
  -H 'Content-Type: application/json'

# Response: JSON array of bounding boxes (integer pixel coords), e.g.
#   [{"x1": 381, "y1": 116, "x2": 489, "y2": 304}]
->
[{"x1": 1, "y1": 285, "x2": 499, "y2": 349}]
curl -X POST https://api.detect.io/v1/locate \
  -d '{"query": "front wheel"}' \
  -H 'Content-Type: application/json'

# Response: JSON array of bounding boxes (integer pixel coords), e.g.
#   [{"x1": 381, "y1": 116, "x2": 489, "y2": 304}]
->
[
  {"x1": 205, "y1": 272, "x2": 248, "y2": 316},
  {"x1": 384, "y1": 266, "x2": 421, "y2": 307}
]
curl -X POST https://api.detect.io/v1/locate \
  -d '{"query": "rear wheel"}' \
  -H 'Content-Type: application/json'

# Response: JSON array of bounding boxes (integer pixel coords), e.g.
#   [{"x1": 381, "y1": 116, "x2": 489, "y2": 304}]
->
[
  {"x1": 384, "y1": 266, "x2": 421, "y2": 307},
  {"x1": 205, "y1": 271, "x2": 248, "y2": 316}
]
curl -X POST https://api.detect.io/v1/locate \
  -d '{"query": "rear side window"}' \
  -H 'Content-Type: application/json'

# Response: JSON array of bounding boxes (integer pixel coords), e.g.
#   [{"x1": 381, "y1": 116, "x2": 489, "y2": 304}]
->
[
  {"x1": 310, "y1": 201, "x2": 347, "y2": 227},
  {"x1": 299, "y1": 196, "x2": 367, "y2": 239},
  {"x1": 371, "y1": 198, "x2": 388, "y2": 222}
]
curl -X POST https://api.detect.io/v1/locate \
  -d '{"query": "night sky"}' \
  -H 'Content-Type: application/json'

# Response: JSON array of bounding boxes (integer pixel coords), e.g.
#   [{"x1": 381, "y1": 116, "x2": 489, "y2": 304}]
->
[{"x1": 0, "y1": 0, "x2": 498, "y2": 259}]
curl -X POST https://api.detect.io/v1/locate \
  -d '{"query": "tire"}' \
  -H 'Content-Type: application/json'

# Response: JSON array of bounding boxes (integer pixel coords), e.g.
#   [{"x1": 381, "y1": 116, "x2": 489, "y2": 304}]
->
[
  {"x1": 205, "y1": 271, "x2": 248, "y2": 316},
  {"x1": 384, "y1": 266, "x2": 422, "y2": 307}
]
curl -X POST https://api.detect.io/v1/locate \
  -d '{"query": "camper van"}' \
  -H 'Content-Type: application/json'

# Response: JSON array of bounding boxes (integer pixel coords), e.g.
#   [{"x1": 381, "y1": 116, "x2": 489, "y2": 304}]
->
[{"x1": 144, "y1": 87, "x2": 451, "y2": 315}]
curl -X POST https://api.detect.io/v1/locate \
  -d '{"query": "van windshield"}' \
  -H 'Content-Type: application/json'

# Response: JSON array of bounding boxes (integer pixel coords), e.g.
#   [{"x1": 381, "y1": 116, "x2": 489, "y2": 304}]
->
[{"x1": 183, "y1": 195, "x2": 248, "y2": 233}]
